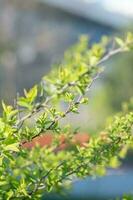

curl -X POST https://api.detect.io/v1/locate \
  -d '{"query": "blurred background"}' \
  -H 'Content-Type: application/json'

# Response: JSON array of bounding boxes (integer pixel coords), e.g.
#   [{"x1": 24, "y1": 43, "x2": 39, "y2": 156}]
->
[{"x1": 0, "y1": 0, "x2": 133, "y2": 199}]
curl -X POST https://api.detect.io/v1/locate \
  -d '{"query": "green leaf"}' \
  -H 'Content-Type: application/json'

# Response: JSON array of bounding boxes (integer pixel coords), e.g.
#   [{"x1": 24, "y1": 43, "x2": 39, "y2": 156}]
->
[
  {"x1": 80, "y1": 97, "x2": 89, "y2": 104},
  {"x1": 89, "y1": 56, "x2": 98, "y2": 66},
  {"x1": 115, "y1": 37, "x2": 124, "y2": 47},
  {"x1": 65, "y1": 92, "x2": 74, "y2": 102},
  {"x1": 0, "y1": 156, "x2": 3, "y2": 165},
  {"x1": 126, "y1": 32, "x2": 133, "y2": 43},
  {"x1": 71, "y1": 106, "x2": 79, "y2": 114},
  {"x1": 2, "y1": 100, "x2": 7, "y2": 112},
  {"x1": 24, "y1": 85, "x2": 38, "y2": 103},
  {"x1": 2, "y1": 101, "x2": 13, "y2": 114},
  {"x1": 4, "y1": 143, "x2": 19, "y2": 152},
  {"x1": 17, "y1": 97, "x2": 31, "y2": 109},
  {"x1": 0, "y1": 181, "x2": 7, "y2": 186},
  {"x1": 7, "y1": 190, "x2": 14, "y2": 200}
]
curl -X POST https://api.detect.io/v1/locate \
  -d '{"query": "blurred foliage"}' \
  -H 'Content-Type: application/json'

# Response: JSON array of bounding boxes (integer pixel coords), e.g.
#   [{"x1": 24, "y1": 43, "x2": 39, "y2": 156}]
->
[
  {"x1": 90, "y1": 34, "x2": 133, "y2": 131},
  {"x1": 103, "y1": 53, "x2": 133, "y2": 111}
]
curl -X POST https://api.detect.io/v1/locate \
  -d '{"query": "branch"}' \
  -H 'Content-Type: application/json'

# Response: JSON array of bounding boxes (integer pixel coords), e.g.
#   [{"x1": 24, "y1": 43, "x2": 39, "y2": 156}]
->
[
  {"x1": 28, "y1": 161, "x2": 65, "y2": 196},
  {"x1": 20, "y1": 44, "x2": 129, "y2": 145}
]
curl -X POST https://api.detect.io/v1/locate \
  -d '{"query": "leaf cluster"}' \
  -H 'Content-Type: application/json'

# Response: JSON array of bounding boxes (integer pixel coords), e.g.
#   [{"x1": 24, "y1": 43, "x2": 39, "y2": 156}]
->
[{"x1": 0, "y1": 33, "x2": 133, "y2": 199}]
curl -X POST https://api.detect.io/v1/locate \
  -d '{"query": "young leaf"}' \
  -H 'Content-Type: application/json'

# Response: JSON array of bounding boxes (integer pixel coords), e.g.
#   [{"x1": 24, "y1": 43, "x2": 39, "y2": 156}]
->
[
  {"x1": 4, "y1": 143, "x2": 19, "y2": 152},
  {"x1": 115, "y1": 37, "x2": 124, "y2": 47}
]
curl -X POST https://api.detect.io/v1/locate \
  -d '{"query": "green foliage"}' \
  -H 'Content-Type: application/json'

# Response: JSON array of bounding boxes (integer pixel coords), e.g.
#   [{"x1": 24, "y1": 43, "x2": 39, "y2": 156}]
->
[
  {"x1": 0, "y1": 33, "x2": 133, "y2": 199},
  {"x1": 18, "y1": 85, "x2": 38, "y2": 110}
]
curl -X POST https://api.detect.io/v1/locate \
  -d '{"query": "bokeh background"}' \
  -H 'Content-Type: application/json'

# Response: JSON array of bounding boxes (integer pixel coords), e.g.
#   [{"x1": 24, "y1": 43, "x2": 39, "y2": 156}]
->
[{"x1": 0, "y1": 0, "x2": 133, "y2": 199}]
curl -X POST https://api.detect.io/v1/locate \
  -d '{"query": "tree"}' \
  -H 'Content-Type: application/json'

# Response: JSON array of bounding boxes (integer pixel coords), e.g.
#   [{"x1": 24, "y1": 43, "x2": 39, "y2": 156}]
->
[{"x1": 0, "y1": 33, "x2": 133, "y2": 199}]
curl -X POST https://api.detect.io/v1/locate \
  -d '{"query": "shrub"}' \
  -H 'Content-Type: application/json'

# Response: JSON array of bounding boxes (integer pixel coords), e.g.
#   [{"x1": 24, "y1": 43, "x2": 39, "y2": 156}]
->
[{"x1": 0, "y1": 33, "x2": 133, "y2": 199}]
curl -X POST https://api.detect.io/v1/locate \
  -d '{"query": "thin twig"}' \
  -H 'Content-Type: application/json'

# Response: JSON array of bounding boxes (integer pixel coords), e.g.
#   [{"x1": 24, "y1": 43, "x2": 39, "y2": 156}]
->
[
  {"x1": 28, "y1": 161, "x2": 65, "y2": 196},
  {"x1": 17, "y1": 46, "x2": 124, "y2": 129}
]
